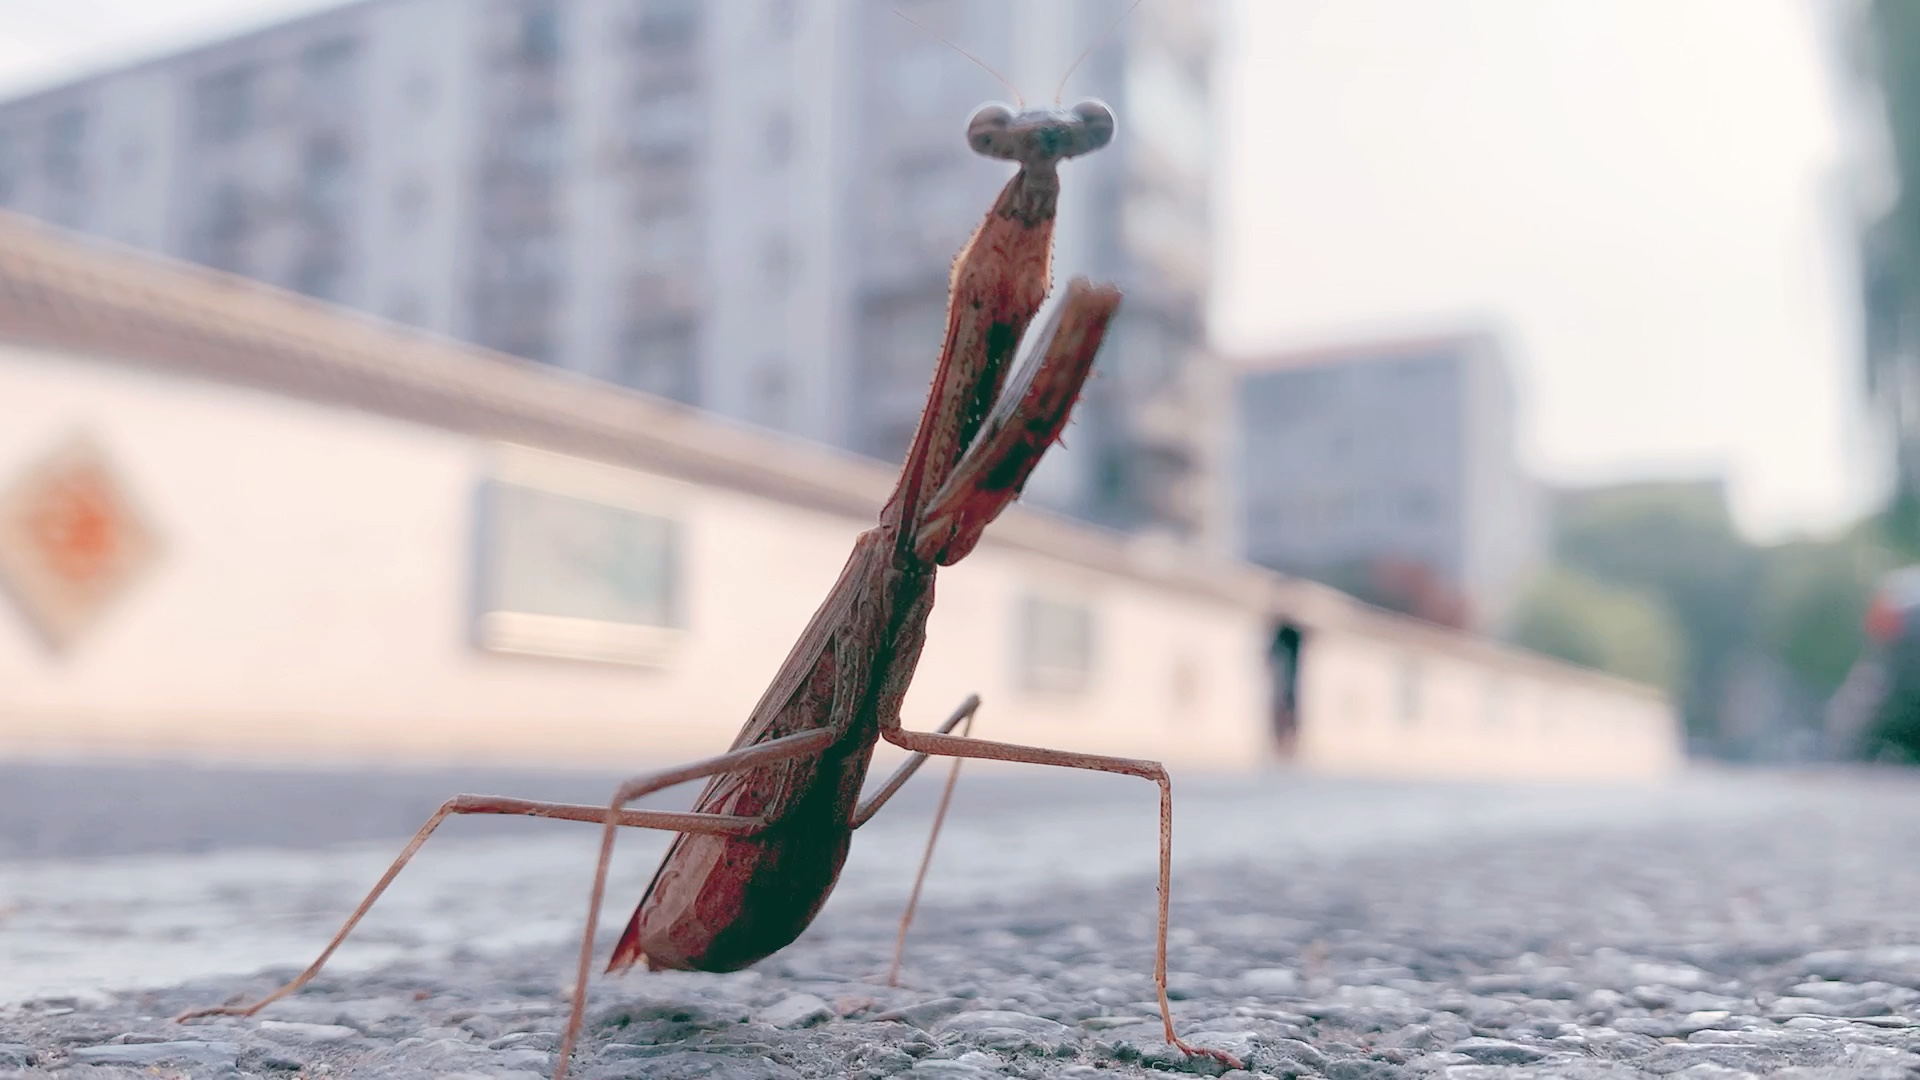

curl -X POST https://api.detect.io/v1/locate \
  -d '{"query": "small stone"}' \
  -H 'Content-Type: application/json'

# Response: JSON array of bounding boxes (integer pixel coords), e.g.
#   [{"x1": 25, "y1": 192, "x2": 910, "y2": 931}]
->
[
  {"x1": 939, "y1": 1010, "x2": 1074, "y2": 1036},
  {"x1": 0, "y1": 1045, "x2": 30, "y2": 1068},
  {"x1": 492, "y1": 1031, "x2": 560, "y2": 1051},
  {"x1": 593, "y1": 999, "x2": 746, "y2": 1034},
  {"x1": 588, "y1": 1050, "x2": 802, "y2": 1079},
  {"x1": 1450, "y1": 1037, "x2": 1546, "y2": 1065},
  {"x1": 858, "y1": 1046, "x2": 917, "y2": 1073},
  {"x1": 907, "y1": 1060, "x2": 1005, "y2": 1079},
  {"x1": 1377, "y1": 1023, "x2": 1439, "y2": 1050},
  {"x1": 68, "y1": 1040, "x2": 241, "y2": 1068},
  {"x1": 1265, "y1": 1037, "x2": 1330, "y2": 1072},
  {"x1": 1325, "y1": 1057, "x2": 1399, "y2": 1080},
  {"x1": 1641, "y1": 1043, "x2": 1787, "y2": 1076},
  {"x1": 460, "y1": 1013, "x2": 504, "y2": 1039},
  {"x1": 1668, "y1": 1066, "x2": 1760, "y2": 1079},
  {"x1": 1081, "y1": 1015, "x2": 1155, "y2": 1031},
  {"x1": 500, "y1": 1047, "x2": 553, "y2": 1069},
  {"x1": 876, "y1": 997, "x2": 972, "y2": 1031},
  {"x1": 938, "y1": 1010, "x2": 1077, "y2": 1054},
  {"x1": 1239, "y1": 968, "x2": 1301, "y2": 995},
  {"x1": 758, "y1": 992, "x2": 833, "y2": 1030},
  {"x1": 257, "y1": 1020, "x2": 360, "y2": 1044},
  {"x1": 1616, "y1": 1013, "x2": 1729, "y2": 1039}
]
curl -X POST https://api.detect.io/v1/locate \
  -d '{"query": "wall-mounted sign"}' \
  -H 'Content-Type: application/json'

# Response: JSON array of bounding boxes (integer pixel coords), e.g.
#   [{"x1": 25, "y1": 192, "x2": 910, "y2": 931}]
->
[
  {"x1": 0, "y1": 433, "x2": 161, "y2": 652},
  {"x1": 473, "y1": 444, "x2": 685, "y2": 667}
]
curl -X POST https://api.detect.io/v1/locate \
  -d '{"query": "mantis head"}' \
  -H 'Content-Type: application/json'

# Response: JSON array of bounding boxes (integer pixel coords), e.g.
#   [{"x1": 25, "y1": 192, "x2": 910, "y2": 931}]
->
[{"x1": 966, "y1": 100, "x2": 1115, "y2": 167}]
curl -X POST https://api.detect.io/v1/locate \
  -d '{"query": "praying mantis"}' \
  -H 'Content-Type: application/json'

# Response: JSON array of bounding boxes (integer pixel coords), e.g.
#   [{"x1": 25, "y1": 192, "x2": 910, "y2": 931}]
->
[{"x1": 176, "y1": 94, "x2": 1241, "y2": 1078}]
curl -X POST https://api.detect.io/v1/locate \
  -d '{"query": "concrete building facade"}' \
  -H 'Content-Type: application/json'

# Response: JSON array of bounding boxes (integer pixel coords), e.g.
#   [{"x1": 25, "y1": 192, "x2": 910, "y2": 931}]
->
[
  {"x1": 1234, "y1": 329, "x2": 1545, "y2": 633},
  {"x1": 0, "y1": 0, "x2": 1219, "y2": 543},
  {"x1": 0, "y1": 211, "x2": 1679, "y2": 782}
]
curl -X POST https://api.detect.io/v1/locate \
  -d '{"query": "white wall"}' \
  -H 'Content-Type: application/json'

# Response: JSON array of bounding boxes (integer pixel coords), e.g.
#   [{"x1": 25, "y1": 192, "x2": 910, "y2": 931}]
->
[
  {"x1": 1295, "y1": 625, "x2": 1684, "y2": 780},
  {"x1": 0, "y1": 342, "x2": 1274, "y2": 776}
]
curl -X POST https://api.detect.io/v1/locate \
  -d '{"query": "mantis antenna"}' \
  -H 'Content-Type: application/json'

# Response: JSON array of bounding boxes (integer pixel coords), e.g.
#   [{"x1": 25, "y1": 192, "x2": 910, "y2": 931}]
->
[
  {"x1": 1054, "y1": 0, "x2": 1147, "y2": 104},
  {"x1": 890, "y1": 6, "x2": 1025, "y2": 107}
]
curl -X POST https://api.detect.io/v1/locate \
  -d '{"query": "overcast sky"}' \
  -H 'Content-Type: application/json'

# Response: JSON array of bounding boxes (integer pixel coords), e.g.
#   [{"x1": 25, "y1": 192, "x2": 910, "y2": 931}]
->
[
  {"x1": 0, "y1": 0, "x2": 1872, "y2": 541},
  {"x1": 1216, "y1": 0, "x2": 1867, "y2": 541}
]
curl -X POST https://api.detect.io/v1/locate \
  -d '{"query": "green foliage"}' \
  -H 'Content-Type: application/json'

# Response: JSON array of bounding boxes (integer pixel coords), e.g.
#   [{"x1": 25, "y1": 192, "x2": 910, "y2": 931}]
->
[
  {"x1": 1538, "y1": 481, "x2": 1894, "y2": 745},
  {"x1": 1510, "y1": 567, "x2": 1686, "y2": 693},
  {"x1": 1860, "y1": 2, "x2": 1920, "y2": 547},
  {"x1": 1549, "y1": 481, "x2": 1759, "y2": 739},
  {"x1": 1755, "y1": 536, "x2": 1891, "y2": 695}
]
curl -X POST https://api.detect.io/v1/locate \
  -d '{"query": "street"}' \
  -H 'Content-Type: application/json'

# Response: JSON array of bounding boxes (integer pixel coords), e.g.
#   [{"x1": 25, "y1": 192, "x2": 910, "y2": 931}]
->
[{"x1": 2, "y1": 763, "x2": 1918, "y2": 1077}]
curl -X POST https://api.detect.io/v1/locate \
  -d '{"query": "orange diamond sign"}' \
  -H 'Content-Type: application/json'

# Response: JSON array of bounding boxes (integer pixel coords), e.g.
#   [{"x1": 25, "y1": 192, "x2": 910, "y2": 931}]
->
[{"x1": 0, "y1": 435, "x2": 161, "y2": 651}]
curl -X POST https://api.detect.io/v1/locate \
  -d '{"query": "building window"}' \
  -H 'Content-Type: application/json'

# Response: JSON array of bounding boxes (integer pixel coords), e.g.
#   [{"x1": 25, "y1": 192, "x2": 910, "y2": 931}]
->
[
  {"x1": 633, "y1": 0, "x2": 699, "y2": 49},
  {"x1": 631, "y1": 89, "x2": 701, "y2": 162},
  {"x1": 894, "y1": 154, "x2": 969, "y2": 244},
  {"x1": 519, "y1": 4, "x2": 562, "y2": 64},
  {"x1": 43, "y1": 108, "x2": 87, "y2": 188},
  {"x1": 1017, "y1": 593, "x2": 1096, "y2": 693},
  {"x1": 301, "y1": 37, "x2": 358, "y2": 100},
  {"x1": 292, "y1": 254, "x2": 346, "y2": 302},
  {"x1": 474, "y1": 474, "x2": 682, "y2": 666},
  {"x1": 754, "y1": 356, "x2": 789, "y2": 426},
  {"x1": 194, "y1": 66, "x2": 255, "y2": 145},
  {"x1": 302, "y1": 132, "x2": 352, "y2": 218},
  {"x1": 199, "y1": 182, "x2": 251, "y2": 272},
  {"x1": 619, "y1": 319, "x2": 698, "y2": 404}
]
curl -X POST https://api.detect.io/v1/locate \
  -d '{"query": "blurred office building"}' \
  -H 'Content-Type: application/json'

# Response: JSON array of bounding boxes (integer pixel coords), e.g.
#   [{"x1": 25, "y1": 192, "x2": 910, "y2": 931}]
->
[
  {"x1": 0, "y1": 0, "x2": 1219, "y2": 542},
  {"x1": 1232, "y1": 328, "x2": 1545, "y2": 634}
]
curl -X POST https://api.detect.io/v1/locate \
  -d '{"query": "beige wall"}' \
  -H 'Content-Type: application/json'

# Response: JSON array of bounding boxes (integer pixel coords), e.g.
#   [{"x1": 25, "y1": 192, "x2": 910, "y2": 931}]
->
[
  {"x1": 0, "y1": 342, "x2": 1275, "y2": 775},
  {"x1": 1294, "y1": 624, "x2": 1684, "y2": 780}
]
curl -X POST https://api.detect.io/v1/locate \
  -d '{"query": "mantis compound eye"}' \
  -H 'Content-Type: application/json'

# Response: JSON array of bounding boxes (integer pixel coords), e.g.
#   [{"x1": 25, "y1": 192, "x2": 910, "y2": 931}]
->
[
  {"x1": 967, "y1": 102, "x2": 1019, "y2": 159},
  {"x1": 1067, "y1": 99, "x2": 1115, "y2": 156}
]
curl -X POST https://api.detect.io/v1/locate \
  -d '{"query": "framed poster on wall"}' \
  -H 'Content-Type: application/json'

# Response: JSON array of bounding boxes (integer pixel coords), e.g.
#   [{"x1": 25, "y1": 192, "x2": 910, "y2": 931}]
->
[{"x1": 473, "y1": 444, "x2": 686, "y2": 666}]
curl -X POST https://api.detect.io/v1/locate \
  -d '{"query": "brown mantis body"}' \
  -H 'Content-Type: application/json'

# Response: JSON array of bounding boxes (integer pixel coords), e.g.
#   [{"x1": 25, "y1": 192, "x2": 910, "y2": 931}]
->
[{"x1": 178, "y1": 99, "x2": 1240, "y2": 1078}]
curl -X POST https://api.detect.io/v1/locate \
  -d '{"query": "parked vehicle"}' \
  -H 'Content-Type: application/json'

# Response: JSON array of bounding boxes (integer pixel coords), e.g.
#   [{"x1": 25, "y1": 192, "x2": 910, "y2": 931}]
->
[{"x1": 1825, "y1": 565, "x2": 1920, "y2": 761}]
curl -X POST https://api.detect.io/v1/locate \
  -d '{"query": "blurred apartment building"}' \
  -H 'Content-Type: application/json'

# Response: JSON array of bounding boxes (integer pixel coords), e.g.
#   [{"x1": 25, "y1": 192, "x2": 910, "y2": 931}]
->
[
  {"x1": 1232, "y1": 329, "x2": 1545, "y2": 634},
  {"x1": 0, "y1": 0, "x2": 1218, "y2": 541}
]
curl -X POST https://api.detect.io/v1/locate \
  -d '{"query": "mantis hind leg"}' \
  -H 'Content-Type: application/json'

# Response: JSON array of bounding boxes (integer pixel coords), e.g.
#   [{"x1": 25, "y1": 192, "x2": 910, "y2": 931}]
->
[
  {"x1": 174, "y1": 796, "x2": 765, "y2": 1024},
  {"x1": 875, "y1": 725, "x2": 1244, "y2": 1072},
  {"x1": 854, "y1": 697, "x2": 982, "y2": 986}
]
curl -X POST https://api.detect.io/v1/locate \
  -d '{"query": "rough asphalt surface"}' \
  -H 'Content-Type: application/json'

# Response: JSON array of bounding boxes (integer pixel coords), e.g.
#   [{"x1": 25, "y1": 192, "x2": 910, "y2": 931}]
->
[{"x1": 4, "y1": 762, "x2": 1920, "y2": 1078}]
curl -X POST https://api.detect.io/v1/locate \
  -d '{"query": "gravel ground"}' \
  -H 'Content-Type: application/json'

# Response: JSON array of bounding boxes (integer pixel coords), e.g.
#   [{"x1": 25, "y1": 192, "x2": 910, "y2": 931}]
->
[{"x1": 4, "y1": 764, "x2": 1920, "y2": 1078}]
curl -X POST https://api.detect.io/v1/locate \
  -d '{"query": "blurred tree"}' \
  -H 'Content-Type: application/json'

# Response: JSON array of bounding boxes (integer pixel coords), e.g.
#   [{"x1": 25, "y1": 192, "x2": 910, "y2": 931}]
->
[
  {"x1": 1755, "y1": 533, "x2": 1890, "y2": 695},
  {"x1": 1550, "y1": 480, "x2": 1759, "y2": 744},
  {"x1": 1858, "y1": 1, "x2": 1920, "y2": 550},
  {"x1": 1510, "y1": 567, "x2": 1686, "y2": 694}
]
